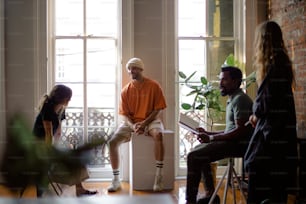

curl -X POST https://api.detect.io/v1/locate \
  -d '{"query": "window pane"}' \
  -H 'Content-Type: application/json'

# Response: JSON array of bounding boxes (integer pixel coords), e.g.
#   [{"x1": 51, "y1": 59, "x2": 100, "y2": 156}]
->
[
  {"x1": 53, "y1": 0, "x2": 119, "y2": 170},
  {"x1": 178, "y1": 0, "x2": 206, "y2": 37},
  {"x1": 87, "y1": 84, "x2": 116, "y2": 108},
  {"x1": 87, "y1": 39, "x2": 116, "y2": 83},
  {"x1": 177, "y1": 0, "x2": 237, "y2": 174},
  {"x1": 207, "y1": 40, "x2": 234, "y2": 80},
  {"x1": 65, "y1": 83, "x2": 84, "y2": 108},
  {"x1": 55, "y1": 0, "x2": 83, "y2": 36},
  {"x1": 55, "y1": 39, "x2": 83, "y2": 82},
  {"x1": 87, "y1": 0, "x2": 118, "y2": 36},
  {"x1": 179, "y1": 40, "x2": 206, "y2": 79},
  {"x1": 207, "y1": 0, "x2": 233, "y2": 37}
]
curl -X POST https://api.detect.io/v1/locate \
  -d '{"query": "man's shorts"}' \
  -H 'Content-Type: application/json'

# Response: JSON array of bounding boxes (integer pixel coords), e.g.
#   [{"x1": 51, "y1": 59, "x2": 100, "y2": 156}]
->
[{"x1": 110, "y1": 119, "x2": 164, "y2": 144}]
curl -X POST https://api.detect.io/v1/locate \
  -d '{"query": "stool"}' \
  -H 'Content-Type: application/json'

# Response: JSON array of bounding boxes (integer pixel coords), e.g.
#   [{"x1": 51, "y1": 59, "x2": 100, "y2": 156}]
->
[
  {"x1": 48, "y1": 140, "x2": 79, "y2": 197},
  {"x1": 209, "y1": 158, "x2": 247, "y2": 204},
  {"x1": 48, "y1": 171, "x2": 63, "y2": 196},
  {"x1": 129, "y1": 130, "x2": 174, "y2": 190}
]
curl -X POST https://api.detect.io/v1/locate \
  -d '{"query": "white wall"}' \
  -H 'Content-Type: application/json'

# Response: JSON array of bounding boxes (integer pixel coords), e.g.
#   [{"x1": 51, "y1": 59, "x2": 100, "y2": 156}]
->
[
  {"x1": 5, "y1": 0, "x2": 47, "y2": 123},
  {"x1": 1, "y1": 1, "x2": 47, "y2": 182},
  {"x1": 132, "y1": 0, "x2": 176, "y2": 131},
  {"x1": 120, "y1": 0, "x2": 177, "y2": 180}
]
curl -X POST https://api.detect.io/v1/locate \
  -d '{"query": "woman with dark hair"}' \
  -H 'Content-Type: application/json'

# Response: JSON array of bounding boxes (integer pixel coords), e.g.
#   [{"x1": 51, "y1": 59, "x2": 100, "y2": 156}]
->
[
  {"x1": 33, "y1": 84, "x2": 72, "y2": 145},
  {"x1": 33, "y1": 84, "x2": 97, "y2": 197},
  {"x1": 244, "y1": 21, "x2": 298, "y2": 204}
]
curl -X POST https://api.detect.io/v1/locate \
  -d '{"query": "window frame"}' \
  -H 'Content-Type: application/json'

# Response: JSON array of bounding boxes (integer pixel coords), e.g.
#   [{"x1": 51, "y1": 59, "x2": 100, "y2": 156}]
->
[
  {"x1": 47, "y1": 0, "x2": 130, "y2": 180},
  {"x1": 175, "y1": 0, "x2": 246, "y2": 177}
]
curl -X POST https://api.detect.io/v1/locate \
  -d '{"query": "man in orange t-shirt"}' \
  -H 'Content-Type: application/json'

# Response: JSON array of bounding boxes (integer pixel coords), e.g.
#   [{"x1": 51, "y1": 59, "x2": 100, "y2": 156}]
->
[{"x1": 108, "y1": 57, "x2": 167, "y2": 192}]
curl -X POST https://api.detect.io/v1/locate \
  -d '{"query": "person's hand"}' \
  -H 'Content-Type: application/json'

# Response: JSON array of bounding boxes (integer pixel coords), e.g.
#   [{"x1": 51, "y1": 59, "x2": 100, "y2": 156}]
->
[
  {"x1": 195, "y1": 127, "x2": 210, "y2": 143},
  {"x1": 133, "y1": 122, "x2": 145, "y2": 135},
  {"x1": 249, "y1": 114, "x2": 258, "y2": 128}
]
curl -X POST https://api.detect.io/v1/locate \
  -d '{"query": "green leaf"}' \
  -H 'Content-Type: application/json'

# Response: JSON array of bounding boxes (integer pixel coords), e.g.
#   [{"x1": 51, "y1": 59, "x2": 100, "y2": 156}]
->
[
  {"x1": 200, "y1": 76, "x2": 208, "y2": 85},
  {"x1": 185, "y1": 71, "x2": 197, "y2": 83},
  {"x1": 188, "y1": 85, "x2": 200, "y2": 90},
  {"x1": 186, "y1": 90, "x2": 198, "y2": 96},
  {"x1": 244, "y1": 71, "x2": 256, "y2": 80},
  {"x1": 243, "y1": 71, "x2": 256, "y2": 88},
  {"x1": 223, "y1": 53, "x2": 235, "y2": 66},
  {"x1": 195, "y1": 104, "x2": 205, "y2": 110},
  {"x1": 181, "y1": 103, "x2": 192, "y2": 110},
  {"x1": 178, "y1": 71, "x2": 186, "y2": 79}
]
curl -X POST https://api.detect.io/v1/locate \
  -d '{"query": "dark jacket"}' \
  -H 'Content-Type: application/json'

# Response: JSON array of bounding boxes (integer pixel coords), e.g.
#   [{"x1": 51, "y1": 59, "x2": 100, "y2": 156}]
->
[{"x1": 244, "y1": 51, "x2": 298, "y2": 188}]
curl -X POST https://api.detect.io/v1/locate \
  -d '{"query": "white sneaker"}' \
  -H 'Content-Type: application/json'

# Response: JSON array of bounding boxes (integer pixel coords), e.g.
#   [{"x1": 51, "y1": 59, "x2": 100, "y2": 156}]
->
[
  {"x1": 107, "y1": 180, "x2": 121, "y2": 192},
  {"x1": 153, "y1": 175, "x2": 163, "y2": 192}
]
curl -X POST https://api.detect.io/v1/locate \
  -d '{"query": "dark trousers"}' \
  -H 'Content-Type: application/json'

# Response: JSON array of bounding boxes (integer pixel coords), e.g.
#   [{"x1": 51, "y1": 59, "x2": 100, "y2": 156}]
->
[
  {"x1": 36, "y1": 184, "x2": 44, "y2": 197},
  {"x1": 246, "y1": 160, "x2": 295, "y2": 204},
  {"x1": 186, "y1": 140, "x2": 248, "y2": 203}
]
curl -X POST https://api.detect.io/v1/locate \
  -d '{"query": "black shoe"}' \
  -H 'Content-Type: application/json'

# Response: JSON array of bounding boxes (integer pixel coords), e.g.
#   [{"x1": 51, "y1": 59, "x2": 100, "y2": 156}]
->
[
  {"x1": 77, "y1": 190, "x2": 98, "y2": 197},
  {"x1": 260, "y1": 199, "x2": 270, "y2": 204},
  {"x1": 197, "y1": 195, "x2": 220, "y2": 204}
]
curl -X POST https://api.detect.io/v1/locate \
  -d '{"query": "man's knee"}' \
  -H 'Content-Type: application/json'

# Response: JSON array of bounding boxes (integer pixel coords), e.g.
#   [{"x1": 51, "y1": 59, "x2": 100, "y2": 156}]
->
[
  {"x1": 108, "y1": 134, "x2": 123, "y2": 149},
  {"x1": 187, "y1": 151, "x2": 195, "y2": 161},
  {"x1": 108, "y1": 141, "x2": 118, "y2": 153},
  {"x1": 152, "y1": 132, "x2": 163, "y2": 143}
]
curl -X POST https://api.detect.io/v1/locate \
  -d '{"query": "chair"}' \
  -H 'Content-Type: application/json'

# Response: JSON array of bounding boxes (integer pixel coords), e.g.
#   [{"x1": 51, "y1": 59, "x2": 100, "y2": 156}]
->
[
  {"x1": 48, "y1": 171, "x2": 63, "y2": 196},
  {"x1": 209, "y1": 158, "x2": 247, "y2": 204},
  {"x1": 47, "y1": 140, "x2": 78, "y2": 197}
]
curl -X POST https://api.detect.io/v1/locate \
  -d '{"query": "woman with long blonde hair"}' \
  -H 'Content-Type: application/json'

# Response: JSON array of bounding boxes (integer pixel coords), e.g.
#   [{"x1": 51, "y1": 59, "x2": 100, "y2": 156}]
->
[{"x1": 244, "y1": 21, "x2": 298, "y2": 203}]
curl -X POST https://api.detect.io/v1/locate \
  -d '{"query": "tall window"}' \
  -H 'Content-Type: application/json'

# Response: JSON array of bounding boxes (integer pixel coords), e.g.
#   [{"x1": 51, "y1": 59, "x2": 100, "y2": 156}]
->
[
  {"x1": 177, "y1": 0, "x2": 236, "y2": 172},
  {"x1": 49, "y1": 0, "x2": 120, "y2": 169}
]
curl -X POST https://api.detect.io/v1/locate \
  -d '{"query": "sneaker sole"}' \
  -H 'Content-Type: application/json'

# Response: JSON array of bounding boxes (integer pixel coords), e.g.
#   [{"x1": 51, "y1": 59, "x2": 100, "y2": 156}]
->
[
  {"x1": 153, "y1": 186, "x2": 163, "y2": 192},
  {"x1": 107, "y1": 186, "x2": 121, "y2": 192}
]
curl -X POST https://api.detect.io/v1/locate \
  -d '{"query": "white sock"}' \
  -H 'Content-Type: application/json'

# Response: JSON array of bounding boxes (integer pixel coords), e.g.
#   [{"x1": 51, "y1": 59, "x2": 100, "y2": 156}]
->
[
  {"x1": 155, "y1": 160, "x2": 163, "y2": 176},
  {"x1": 113, "y1": 169, "x2": 120, "y2": 181}
]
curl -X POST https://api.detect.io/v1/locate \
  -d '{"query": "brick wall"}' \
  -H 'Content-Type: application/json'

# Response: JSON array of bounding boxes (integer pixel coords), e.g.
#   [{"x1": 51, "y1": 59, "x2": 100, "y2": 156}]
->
[
  {"x1": 270, "y1": 0, "x2": 306, "y2": 139},
  {"x1": 270, "y1": 0, "x2": 306, "y2": 198}
]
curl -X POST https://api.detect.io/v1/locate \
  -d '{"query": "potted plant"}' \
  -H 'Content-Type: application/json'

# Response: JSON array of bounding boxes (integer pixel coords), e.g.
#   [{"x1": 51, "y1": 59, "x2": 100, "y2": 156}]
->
[
  {"x1": 178, "y1": 53, "x2": 256, "y2": 175},
  {"x1": 178, "y1": 54, "x2": 256, "y2": 130},
  {"x1": 223, "y1": 53, "x2": 256, "y2": 89},
  {"x1": 179, "y1": 70, "x2": 225, "y2": 131}
]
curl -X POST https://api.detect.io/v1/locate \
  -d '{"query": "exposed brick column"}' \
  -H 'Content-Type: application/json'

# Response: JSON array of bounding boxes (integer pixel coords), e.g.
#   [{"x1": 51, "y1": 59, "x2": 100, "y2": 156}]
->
[
  {"x1": 270, "y1": 0, "x2": 305, "y2": 139},
  {"x1": 270, "y1": 0, "x2": 306, "y2": 199}
]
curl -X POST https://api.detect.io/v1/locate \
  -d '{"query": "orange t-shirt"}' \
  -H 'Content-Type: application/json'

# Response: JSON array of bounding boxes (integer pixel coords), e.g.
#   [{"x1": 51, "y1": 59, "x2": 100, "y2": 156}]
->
[{"x1": 119, "y1": 77, "x2": 167, "y2": 123}]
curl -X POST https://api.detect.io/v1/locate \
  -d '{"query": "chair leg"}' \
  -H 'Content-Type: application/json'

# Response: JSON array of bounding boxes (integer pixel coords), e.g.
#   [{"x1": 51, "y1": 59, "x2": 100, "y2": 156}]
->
[
  {"x1": 19, "y1": 187, "x2": 26, "y2": 198},
  {"x1": 209, "y1": 158, "x2": 247, "y2": 204},
  {"x1": 231, "y1": 166, "x2": 247, "y2": 202},
  {"x1": 209, "y1": 163, "x2": 229, "y2": 204},
  {"x1": 49, "y1": 181, "x2": 63, "y2": 196},
  {"x1": 222, "y1": 159, "x2": 232, "y2": 204},
  {"x1": 48, "y1": 172, "x2": 63, "y2": 196}
]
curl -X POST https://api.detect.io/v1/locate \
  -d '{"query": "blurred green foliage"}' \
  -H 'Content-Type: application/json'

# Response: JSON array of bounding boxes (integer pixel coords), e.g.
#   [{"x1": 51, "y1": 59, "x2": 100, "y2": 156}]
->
[{"x1": 0, "y1": 113, "x2": 105, "y2": 193}]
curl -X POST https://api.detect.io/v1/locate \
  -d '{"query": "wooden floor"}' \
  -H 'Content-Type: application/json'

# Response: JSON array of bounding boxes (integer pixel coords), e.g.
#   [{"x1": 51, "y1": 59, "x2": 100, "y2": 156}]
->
[{"x1": 0, "y1": 179, "x2": 247, "y2": 204}]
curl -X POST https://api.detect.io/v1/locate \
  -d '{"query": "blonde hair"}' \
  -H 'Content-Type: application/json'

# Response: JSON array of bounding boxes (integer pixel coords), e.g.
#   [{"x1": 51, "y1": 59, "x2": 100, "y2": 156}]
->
[
  {"x1": 253, "y1": 21, "x2": 294, "y2": 86},
  {"x1": 38, "y1": 84, "x2": 72, "y2": 111}
]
